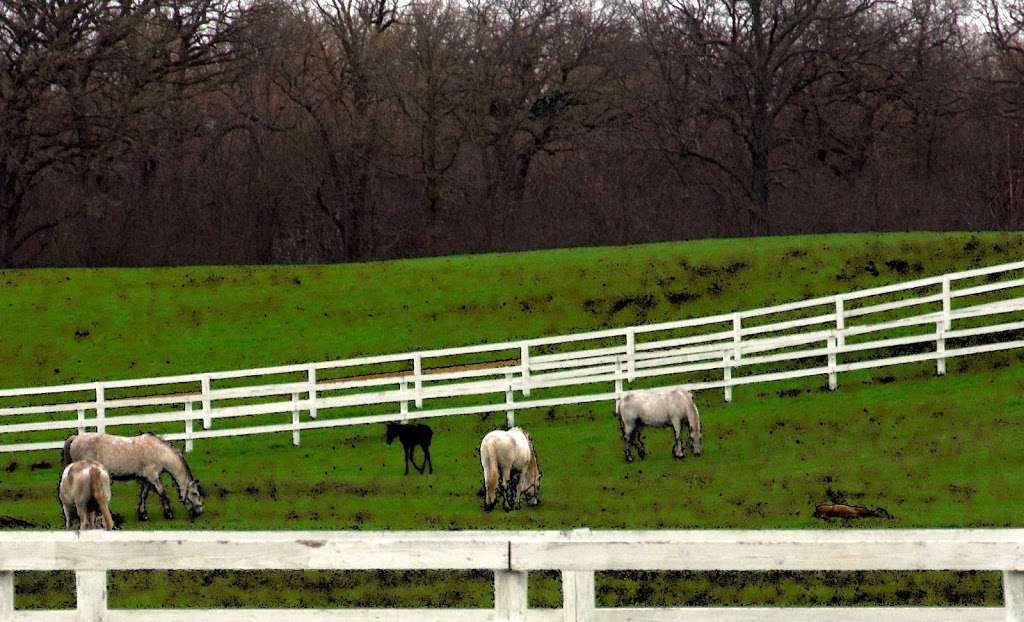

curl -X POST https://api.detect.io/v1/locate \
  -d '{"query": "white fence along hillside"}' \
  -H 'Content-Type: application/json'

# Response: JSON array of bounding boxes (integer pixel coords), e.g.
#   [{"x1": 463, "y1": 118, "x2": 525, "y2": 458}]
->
[
  {"x1": 0, "y1": 529, "x2": 1021, "y2": 621},
  {"x1": 1, "y1": 260, "x2": 1023, "y2": 453}
]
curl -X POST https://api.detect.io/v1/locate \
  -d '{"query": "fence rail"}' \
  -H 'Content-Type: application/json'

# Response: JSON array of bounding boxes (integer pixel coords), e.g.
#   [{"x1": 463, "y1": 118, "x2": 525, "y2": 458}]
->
[
  {"x1": 2, "y1": 261, "x2": 1024, "y2": 453},
  {"x1": 0, "y1": 529, "x2": 1021, "y2": 621}
]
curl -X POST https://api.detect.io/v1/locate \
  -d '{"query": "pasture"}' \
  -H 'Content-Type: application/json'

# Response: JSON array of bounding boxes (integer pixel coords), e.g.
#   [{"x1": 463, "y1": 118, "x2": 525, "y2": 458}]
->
[{"x1": 1, "y1": 231, "x2": 1023, "y2": 609}]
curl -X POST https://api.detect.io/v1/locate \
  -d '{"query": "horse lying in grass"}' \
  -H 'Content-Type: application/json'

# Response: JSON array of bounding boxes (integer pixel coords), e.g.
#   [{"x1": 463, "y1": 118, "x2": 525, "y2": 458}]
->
[
  {"x1": 479, "y1": 427, "x2": 541, "y2": 512},
  {"x1": 385, "y1": 423, "x2": 433, "y2": 475},
  {"x1": 59, "y1": 460, "x2": 115, "y2": 530},
  {"x1": 615, "y1": 389, "x2": 702, "y2": 462},
  {"x1": 813, "y1": 503, "x2": 893, "y2": 520},
  {"x1": 0, "y1": 516, "x2": 34, "y2": 528},
  {"x1": 63, "y1": 432, "x2": 204, "y2": 521}
]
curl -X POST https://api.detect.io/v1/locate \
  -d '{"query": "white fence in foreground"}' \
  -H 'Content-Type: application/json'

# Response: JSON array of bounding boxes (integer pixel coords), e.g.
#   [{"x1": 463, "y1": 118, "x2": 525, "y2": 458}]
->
[
  {"x1": 0, "y1": 529, "x2": 1022, "y2": 621},
  {"x1": 2, "y1": 260, "x2": 1024, "y2": 453}
]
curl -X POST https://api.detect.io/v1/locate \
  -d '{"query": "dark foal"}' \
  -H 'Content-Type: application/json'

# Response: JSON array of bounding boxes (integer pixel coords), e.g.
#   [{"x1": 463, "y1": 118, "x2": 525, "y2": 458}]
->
[{"x1": 385, "y1": 423, "x2": 433, "y2": 475}]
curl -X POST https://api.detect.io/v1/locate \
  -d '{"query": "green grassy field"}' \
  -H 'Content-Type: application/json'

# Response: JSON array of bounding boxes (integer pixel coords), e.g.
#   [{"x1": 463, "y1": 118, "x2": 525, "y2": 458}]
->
[
  {"x1": 1, "y1": 231, "x2": 1021, "y2": 388},
  {"x1": 1, "y1": 231, "x2": 1023, "y2": 609}
]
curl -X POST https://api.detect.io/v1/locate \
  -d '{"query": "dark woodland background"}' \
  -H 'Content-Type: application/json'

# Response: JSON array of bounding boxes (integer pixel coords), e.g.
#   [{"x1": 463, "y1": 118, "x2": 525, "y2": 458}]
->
[{"x1": 2, "y1": 0, "x2": 1024, "y2": 266}]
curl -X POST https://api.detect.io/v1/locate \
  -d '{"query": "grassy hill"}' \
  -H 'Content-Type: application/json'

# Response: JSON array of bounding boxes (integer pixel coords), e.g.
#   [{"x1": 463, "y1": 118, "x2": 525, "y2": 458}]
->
[
  {"x1": 1, "y1": 231, "x2": 1021, "y2": 388},
  {"x1": 1, "y1": 231, "x2": 1023, "y2": 610}
]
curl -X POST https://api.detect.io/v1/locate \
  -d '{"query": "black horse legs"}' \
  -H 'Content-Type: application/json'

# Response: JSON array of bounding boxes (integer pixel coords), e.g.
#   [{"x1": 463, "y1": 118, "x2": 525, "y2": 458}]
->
[
  {"x1": 503, "y1": 472, "x2": 521, "y2": 512},
  {"x1": 422, "y1": 446, "x2": 433, "y2": 474},
  {"x1": 136, "y1": 480, "x2": 150, "y2": 521},
  {"x1": 401, "y1": 441, "x2": 432, "y2": 475}
]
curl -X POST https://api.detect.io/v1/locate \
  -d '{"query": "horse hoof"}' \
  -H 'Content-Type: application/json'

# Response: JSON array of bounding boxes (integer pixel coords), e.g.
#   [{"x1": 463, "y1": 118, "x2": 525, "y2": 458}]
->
[
  {"x1": 163, "y1": 511, "x2": 174, "y2": 520},
  {"x1": 137, "y1": 513, "x2": 149, "y2": 522}
]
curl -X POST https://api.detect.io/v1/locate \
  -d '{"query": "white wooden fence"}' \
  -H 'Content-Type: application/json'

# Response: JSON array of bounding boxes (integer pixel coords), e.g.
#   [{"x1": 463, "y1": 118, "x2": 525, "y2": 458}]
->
[
  {"x1": 1, "y1": 260, "x2": 1023, "y2": 453},
  {"x1": 0, "y1": 529, "x2": 1021, "y2": 621}
]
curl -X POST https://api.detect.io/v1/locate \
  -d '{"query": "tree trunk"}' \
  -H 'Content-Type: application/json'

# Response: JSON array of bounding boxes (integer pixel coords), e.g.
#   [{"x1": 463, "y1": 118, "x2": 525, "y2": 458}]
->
[
  {"x1": 750, "y1": 145, "x2": 770, "y2": 235},
  {"x1": 0, "y1": 224, "x2": 13, "y2": 268},
  {"x1": 0, "y1": 183, "x2": 21, "y2": 268}
]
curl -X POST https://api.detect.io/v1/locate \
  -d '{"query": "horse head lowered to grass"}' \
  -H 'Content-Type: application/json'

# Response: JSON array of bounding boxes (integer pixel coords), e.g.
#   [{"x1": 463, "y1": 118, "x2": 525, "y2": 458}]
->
[
  {"x1": 63, "y1": 432, "x2": 204, "y2": 522},
  {"x1": 479, "y1": 426, "x2": 541, "y2": 512}
]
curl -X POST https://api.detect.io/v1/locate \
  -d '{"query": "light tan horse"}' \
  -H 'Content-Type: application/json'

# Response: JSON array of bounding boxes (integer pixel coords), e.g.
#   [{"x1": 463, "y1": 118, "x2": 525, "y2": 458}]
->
[
  {"x1": 58, "y1": 460, "x2": 115, "y2": 530},
  {"x1": 479, "y1": 427, "x2": 541, "y2": 512},
  {"x1": 63, "y1": 432, "x2": 204, "y2": 521},
  {"x1": 615, "y1": 389, "x2": 702, "y2": 462}
]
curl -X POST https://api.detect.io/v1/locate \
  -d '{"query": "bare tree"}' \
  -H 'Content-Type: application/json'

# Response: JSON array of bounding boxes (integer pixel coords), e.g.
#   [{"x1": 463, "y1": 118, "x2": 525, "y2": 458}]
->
[
  {"x1": 631, "y1": 0, "x2": 886, "y2": 233},
  {"x1": 388, "y1": 0, "x2": 468, "y2": 235},
  {"x1": 985, "y1": 0, "x2": 1024, "y2": 116},
  {"x1": 0, "y1": 0, "x2": 242, "y2": 266},
  {"x1": 460, "y1": 0, "x2": 619, "y2": 237},
  {"x1": 295, "y1": 0, "x2": 401, "y2": 260}
]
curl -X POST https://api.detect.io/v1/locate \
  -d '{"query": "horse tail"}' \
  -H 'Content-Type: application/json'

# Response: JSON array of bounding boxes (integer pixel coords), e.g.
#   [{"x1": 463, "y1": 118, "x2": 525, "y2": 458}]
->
[
  {"x1": 481, "y1": 438, "x2": 499, "y2": 507},
  {"x1": 692, "y1": 397, "x2": 701, "y2": 435},
  {"x1": 62, "y1": 435, "x2": 76, "y2": 466},
  {"x1": 89, "y1": 465, "x2": 115, "y2": 531},
  {"x1": 614, "y1": 395, "x2": 630, "y2": 438}
]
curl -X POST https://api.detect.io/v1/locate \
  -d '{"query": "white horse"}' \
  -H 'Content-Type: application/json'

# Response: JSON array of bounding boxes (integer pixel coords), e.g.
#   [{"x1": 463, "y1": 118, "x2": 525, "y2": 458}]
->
[
  {"x1": 58, "y1": 460, "x2": 115, "y2": 530},
  {"x1": 479, "y1": 427, "x2": 541, "y2": 512},
  {"x1": 615, "y1": 389, "x2": 702, "y2": 462},
  {"x1": 63, "y1": 432, "x2": 204, "y2": 521}
]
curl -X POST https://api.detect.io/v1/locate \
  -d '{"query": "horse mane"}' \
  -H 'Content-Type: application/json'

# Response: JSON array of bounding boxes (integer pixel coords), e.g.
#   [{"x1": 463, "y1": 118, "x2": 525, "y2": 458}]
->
[
  {"x1": 518, "y1": 428, "x2": 541, "y2": 479},
  {"x1": 143, "y1": 432, "x2": 194, "y2": 481}
]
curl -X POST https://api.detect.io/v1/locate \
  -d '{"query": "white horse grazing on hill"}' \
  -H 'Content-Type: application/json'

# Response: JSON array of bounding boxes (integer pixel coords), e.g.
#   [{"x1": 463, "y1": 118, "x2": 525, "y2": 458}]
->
[
  {"x1": 63, "y1": 432, "x2": 204, "y2": 521},
  {"x1": 479, "y1": 427, "x2": 541, "y2": 512},
  {"x1": 59, "y1": 460, "x2": 115, "y2": 530},
  {"x1": 615, "y1": 389, "x2": 702, "y2": 462}
]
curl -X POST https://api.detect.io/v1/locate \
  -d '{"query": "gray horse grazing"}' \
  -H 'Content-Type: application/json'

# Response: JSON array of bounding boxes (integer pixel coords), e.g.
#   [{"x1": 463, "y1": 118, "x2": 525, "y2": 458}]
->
[
  {"x1": 615, "y1": 389, "x2": 702, "y2": 462},
  {"x1": 63, "y1": 432, "x2": 204, "y2": 521},
  {"x1": 59, "y1": 460, "x2": 115, "y2": 530},
  {"x1": 479, "y1": 427, "x2": 542, "y2": 512}
]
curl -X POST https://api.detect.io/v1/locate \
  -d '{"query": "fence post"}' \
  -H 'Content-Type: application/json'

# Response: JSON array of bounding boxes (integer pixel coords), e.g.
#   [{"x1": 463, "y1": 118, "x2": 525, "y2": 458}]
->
[
  {"x1": 494, "y1": 570, "x2": 528, "y2": 620},
  {"x1": 1, "y1": 570, "x2": 12, "y2": 617},
  {"x1": 1005, "y1": 571, "x2": 1024, "y2": 622},
  {"x1": 520, "y1": 344, "x2": 531, "y2": 397},
  {"x1": 77, "y1": 408, "x2": 86, "y2": 435},
  {"x1": 936, "y1": 321, "x2": 946, "y2": 376},
  {"x1": 942, "y1": 276, "x2": 952, "y2": 323},
  {"x1": 76, "y1": 570, "x2": 107, "y2": 622},
  {"x1": 938, "y1": 277, "x2": 952, "y2": 376},
  {"x1": 562, "y1": 570, "x2": 595, "y2": 622},
  {"x1": 413, "y1": 355, "x2": 423, "y2": 408},
  {"x1": 307, "y1": 366, "x2": 318, "y2": 420},
  {"x1": 201, "y1": 374, "x2": 211, "y2": 429},
  {"x1": 614, "y1": 356, "x2": 623, "y2": 396},
  {"x1": 723, "y1": 352, "x2": 732, "y2": 403},
  {"x1": 400, "y1": 378, "x2": 409, "y2": 422},
  {"x1": 291, "y1": 393, "x2": 300, "y2": 447},
  {"x1": 732, "y1": 313, "x2": 742, "y2": 362},
  {"x1": 827, "y1": 334, "x2": 838, "y2": 391},
  {"x1": 625, "y1": 329, "x2": 636, "y2": 383},
  {"x1": 184, "y1": 402, "x2": 194, "y2": 453},
  {"x1": 835, "y1": 296, "x2": 845, "y2": 385},
  {"x1": 94, "y1": 384, "x2": 105, "y2": 434},
  {"x1": 505, "y1": 373, "x2": 515, "y2": 428}
]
